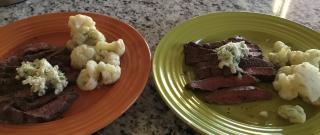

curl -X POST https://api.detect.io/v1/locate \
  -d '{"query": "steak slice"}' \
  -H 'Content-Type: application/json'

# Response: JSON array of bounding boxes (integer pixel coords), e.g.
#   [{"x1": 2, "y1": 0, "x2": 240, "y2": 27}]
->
[
  {"x1": 13, "y1": 92, "x2": 57, "y2": 111},
  {"x1": 186, "y1": 75, "x2": 258, "y2": 91},
  {"x1": 244, "y1": 67, "x2": 276, "y2": 82},
  {"x1": 195, "y1": 65, "x2": 232, "y2": 79},
  {"x1": 23, "y1": 88, "x2": 78, "y2": 122},
  {"x1": 184, "y1": 42, "x2": 214, "y2": 55},
  {"x1": 185, "y1": 53, "x2": 218, "y2": 65},
  {"x1": 15, "y1": 43, "x2": 56, "y2": 57},
  {"x1": 201, "y1": 86, "x2": 272, "y2": 104},
  {"x1": 0, "y1": 96, "x2": 11, "y2": 103},
  {"x1": 239, "y1": 57, "x2": 274, "y2": 69},
  {"x1": 0, "y1": 87, "x2": 78, "y2": 124}
]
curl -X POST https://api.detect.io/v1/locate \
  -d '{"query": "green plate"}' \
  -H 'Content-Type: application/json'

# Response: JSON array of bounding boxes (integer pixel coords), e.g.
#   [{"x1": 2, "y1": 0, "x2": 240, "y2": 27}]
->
[{"x1": 153, "y1": 12, "x2": 320, "y2": 134}]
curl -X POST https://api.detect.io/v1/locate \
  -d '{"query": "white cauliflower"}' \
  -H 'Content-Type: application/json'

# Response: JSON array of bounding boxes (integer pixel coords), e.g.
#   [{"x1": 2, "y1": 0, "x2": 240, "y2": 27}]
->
[
  {"x1": 259, "y1": 111, "x2": 269, "y2": 118},
  {"x1": 289, "y1": 49, "x2": 320, "y2": 68},
  {"x1": 95, "y1": 39, "x2": 126, "y2": 56},
  {"x1": 268, "y1": 41, "x2": 292, "y2": 66},
  {"x1": 278, "y1": 105, "x2": 306, "y2": 124},
  {"x1": 66, "y1": 14, "x2": 106, "y2": 49},
  {"x1": 76, "y1": 60, "x2": 121, "y2": 90},
  {"x1": 94, "y1": 39, "x2": 125, "y2": 66},
  {"x1": 70, "y1": 45, "x2": 96, "y2": 69},
  {"x1": 67, "y1": 14, "x2": 125, "y2": 91},
  {"x1": 95, "y1": 51, "x2": 120, "y2": 66},
  {"x1": 97, "y1": 61, "x2": 121, "y2": 85},
  {"x1": 268, "y1": 41, "x2": 320, "y2": 68},
  {"x1": 273, "y1": 62, "x2": 320, "y2": 105},
  {"x1": 76, "y1": 60, "x2": 99, "y2": 91}
]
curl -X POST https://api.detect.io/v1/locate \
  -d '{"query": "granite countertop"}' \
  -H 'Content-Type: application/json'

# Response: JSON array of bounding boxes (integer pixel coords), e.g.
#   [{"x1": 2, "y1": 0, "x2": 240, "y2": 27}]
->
[{"x1": 0, "y1": 0, "x2": 319, "y2": 134}]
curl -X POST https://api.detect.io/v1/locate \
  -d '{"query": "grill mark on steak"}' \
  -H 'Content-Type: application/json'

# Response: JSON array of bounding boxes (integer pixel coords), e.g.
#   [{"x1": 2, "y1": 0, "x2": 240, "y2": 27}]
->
[
  {"x1": 239, "y1": 57, "x2": 274, "y2": 69},
  {"x1": 0, "y1": 88, "x2": 78, "y2": 124},
  {"x1": 186, "y1": 75, "x2": 258, "y2": 91},
  {"x1": 184, "y1": 42, "x2": 214, "y2": 55},
  {"x1": 244, "y1": 67, "x2": 276, "y2": 82},
  {"x1": 201, "y1": 86, "x2": 272, "y2": 104},
  {"x1": 13, "y1": 91, "x2": 57, "y2": 111},
  {"x1": 185, "y1": 53, "x2": 218, "y2": 65},
  {"x1": 195, "y1": 66, "x2": 232, "y2": 79},
  {"x1": 23, "y1": 88, "x2": 78, "y2": 122}
]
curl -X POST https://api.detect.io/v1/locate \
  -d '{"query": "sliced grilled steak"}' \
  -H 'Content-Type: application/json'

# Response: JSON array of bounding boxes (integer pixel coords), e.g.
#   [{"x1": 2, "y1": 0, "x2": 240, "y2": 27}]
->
[
  {"x1": 184, "y1": 42, "x2": 214, "y2": 55},
  {"x1": 13, "y1": 92, "x2": 57, "y2": 111},
  {"x1": 184, "y1": 36, "x2": 269, "y2": 79},
  {"x1": 239, "y1": 57, "x2": 274, "y2": 69},
  {"x1": 0, "y1": 43, "x2": 77, "y2": 95},
  {"x1": 244, "y1": 67, "x2": 276, "y2": 82},
  {"x1": 185, "y1": 53, "x2": 218, "y2": 65},
  {"x1": 0, "y1": 43, "x2": 79, "y2": 124},
  {"x1": 0, "y1": 87, "x2": 78, "y2": 124},
  {"x1": 195, "y1": 66, "x2": 232, "y2": 79},
  {"x1": 186, "y1": 75, "x2": 258, "y2": 91},
  {"x1": 0, "y1": 96, "x2": 10, "y2": 103},
  {"x1": 184, "y1": 36, "x2": 274, "y2": 105},
  {"x1": 23, "y1": 88, "x2": 78, "y2": 123},
  {"x1": 201, "y1": 86, "x2": 272, "y2": 104}
]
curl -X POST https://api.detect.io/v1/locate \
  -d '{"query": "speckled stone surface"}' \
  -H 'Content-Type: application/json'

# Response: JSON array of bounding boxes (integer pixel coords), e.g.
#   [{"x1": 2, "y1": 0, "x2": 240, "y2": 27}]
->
[{"x1": 0, "y1": 0, "x2": 319, "y2": 134}]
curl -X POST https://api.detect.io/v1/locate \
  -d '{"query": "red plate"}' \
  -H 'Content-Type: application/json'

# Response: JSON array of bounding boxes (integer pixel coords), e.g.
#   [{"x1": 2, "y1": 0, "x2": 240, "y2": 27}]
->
[{"x1": 0, "y1": 12, "x2": 151, "y2": 135}]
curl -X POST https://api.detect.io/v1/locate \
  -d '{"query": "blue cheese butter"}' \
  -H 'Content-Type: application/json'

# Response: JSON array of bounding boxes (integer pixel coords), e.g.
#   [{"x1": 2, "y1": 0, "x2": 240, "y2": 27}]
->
[
  {"x1": 16, "y1": 58, "x2": 68, "y2": 96},
  {"x1": 215, "y1": 41, "x2": 250, "y2": 74}
]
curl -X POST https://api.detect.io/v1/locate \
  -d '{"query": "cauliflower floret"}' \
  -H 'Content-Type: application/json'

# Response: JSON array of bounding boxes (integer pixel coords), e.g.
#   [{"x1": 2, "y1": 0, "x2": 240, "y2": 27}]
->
[
  {"x1": 273, "y1": 62, "x2": 320, "y2": 105},
  {"x1": 68, "y1": 14, "x2": 96, "y2": 33},
  {"x1": 85, "y1": 60, "x2": 100, "y2": 78},
  {"x1": 278, "y1": 105, "x2": 306, "y2": 124},
  {"x1": 76, "y1": 60, "x2": 99, "y2": 91},
  {"x1": 273, "y1": 73, "x2": 298, "y2": 100},
  {"x1": 95, "y1": 39, "x2": 126, "y2": 56},
  {"x1": 289, "y1": 51, "x2": 305, "y2": 65},
  {"x1": 95, "y1": 51, "x2": 120, "y2": 66},
  {"x1": 289, "y1": 49, "x2": 320, "y2": 68},
  {"x1": 269, "y1": 41, "x2": 320, "y2": 68},
  {"x1": 268, "y1": 41, "x2": 292, "y2": 66},
  {"x1": 76, "y1": 60, "x2": 121, "y2": 90},
  {"x1": 66, "y1": 14, "x2": 106, "y2": 49},
  {"x1": 259, "y1": 111, "x2": 269, "y2": 118},
  {"x1": 94, "y1": 39, "x2": 125, "y2": 66},
  {"x1": 97, "y1": 61, "x2": 121, "y2": 85},
  {"x1": 71, "y1": 45, "x2": 96, "y2": 69},
  {"x1": 77, "y1": 70, "x2": 98, "y2": 91}
]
